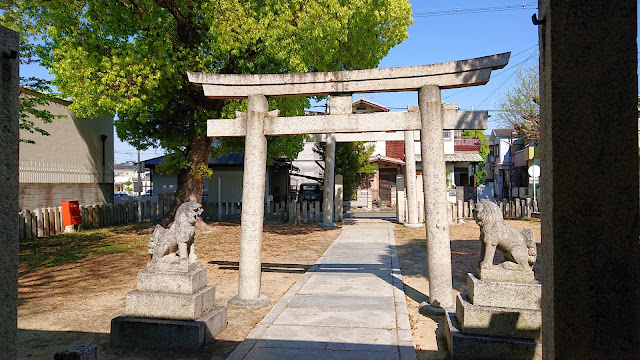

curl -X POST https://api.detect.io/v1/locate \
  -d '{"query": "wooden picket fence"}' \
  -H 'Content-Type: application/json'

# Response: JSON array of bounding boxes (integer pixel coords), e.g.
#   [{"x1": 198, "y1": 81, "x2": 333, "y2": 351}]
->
[
  {"x1": 18, "y1": 199, "x2": 323, "y2": 240},
  {"x1": 449, "y1": 198, "x2": 540, "y2": 222}
]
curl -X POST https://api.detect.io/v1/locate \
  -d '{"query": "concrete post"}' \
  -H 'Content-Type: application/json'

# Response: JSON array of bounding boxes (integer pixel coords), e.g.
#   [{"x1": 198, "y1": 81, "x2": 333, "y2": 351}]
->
[
  {"x1": 396, "y1": 175, "x2": 405, "y2": 223},
  {"x1": 228, "y1": 94, "x2": 270, "y2": 308},
  {"x1": 334, "y1": 174, "x2": 343, "y2": 222},
  {"x1": 0, "y1": 26, "x2": 19, "y2": 359},
  {"x1": 539, "y1": 1, "x2": 640, "y2": 358},
  {"x1": 418, "y1": 86, "x2": 454, "y2": 311},
  {"x1": 404, "y1": 130, "x2": 422, "y2": 227},
  {"x1": 320, "y1": 133, "x2": 336, "y2": 227}
]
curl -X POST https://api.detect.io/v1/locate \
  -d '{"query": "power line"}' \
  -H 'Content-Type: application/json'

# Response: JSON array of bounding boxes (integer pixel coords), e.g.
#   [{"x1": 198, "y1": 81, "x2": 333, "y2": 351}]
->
[
  {"x1": 442, "y1": 44, "x2": 539, "y2": 100},
  {"x1": 414, "y1": 2, "x2": 538, "y2": 18}
]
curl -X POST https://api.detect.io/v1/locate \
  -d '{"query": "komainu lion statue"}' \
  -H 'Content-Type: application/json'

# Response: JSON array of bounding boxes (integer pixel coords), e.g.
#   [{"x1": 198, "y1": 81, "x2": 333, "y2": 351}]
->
[
  {"x1": 147, "y1": 202, "x2": 203, "y2": 263},
  {"x1": 472, "y1": 200, "x2": 537, "y2": 271}
]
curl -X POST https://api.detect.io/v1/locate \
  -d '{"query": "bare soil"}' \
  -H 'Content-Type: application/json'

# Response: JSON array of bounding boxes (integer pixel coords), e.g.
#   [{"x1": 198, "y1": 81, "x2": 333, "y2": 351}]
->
[
  {"x1": 17, "y1": 222, "x2": 340, "y2": 359},
  {"x1": 17, "y1": 218, "x2": 541, "y2": 360}
]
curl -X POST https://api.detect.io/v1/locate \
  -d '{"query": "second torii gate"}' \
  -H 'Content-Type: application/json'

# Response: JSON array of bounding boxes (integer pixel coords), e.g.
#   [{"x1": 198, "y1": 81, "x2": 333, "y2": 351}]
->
[{"x1": 188, "y1": 52, "x2": 509, "y2": 310}]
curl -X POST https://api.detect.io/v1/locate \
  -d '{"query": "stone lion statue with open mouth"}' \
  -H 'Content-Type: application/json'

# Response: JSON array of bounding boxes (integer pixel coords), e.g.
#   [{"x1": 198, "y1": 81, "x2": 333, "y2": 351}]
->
[
  {"x1": 472, "y1": 200, "x2": 537, "y2": 271},
  {"x1": 147, "y1": 201, "x2": 203, "y2": 263}
]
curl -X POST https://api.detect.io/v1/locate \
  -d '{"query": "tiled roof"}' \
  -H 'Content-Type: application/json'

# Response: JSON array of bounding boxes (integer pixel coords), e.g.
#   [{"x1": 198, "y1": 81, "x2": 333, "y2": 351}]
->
[
  {"x1": 368, "y1": 155, "x2": 405, "y2": 165},
  {"x1": 492, "y1": 129, "x2": 515, "y2": 137}
]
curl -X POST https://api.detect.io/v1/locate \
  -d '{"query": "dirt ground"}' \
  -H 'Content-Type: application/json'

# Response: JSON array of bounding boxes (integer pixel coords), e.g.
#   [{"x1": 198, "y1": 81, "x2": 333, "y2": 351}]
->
[
  {"x1": 17, "y1": 222, "x2": 341, "y2": 359},
  {"x1": 17, "y1": 218, "x2": 540, "y2": 359},
  {"x1": 393, "y1": 219, "x2": 542, "y2": 359}
]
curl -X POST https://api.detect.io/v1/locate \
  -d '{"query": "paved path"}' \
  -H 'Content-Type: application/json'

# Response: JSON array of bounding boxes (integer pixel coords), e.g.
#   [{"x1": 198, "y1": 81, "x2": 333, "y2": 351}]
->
[{"x1": 227, "y1": 222, "x2": 416, "y2": 360}]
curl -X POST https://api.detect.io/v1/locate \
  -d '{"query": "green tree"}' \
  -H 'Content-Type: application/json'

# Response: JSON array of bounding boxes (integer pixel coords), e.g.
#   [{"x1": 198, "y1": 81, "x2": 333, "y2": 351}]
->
[
  {"x1": 314, "y1": 141, "x2": 376, "y2": 199},
  {"x1": 3, "y1": 0, "x2": 412, "y2": 221},
  {"x1": 495, "y1": 62, "x2": 540, "y2": 144},
  {"x1": 461, "y1": 130, "x2": 489, "y2": 185}
]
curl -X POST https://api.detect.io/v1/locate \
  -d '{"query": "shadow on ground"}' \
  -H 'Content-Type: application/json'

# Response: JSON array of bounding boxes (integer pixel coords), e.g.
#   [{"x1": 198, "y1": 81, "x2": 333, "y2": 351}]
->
[{"x1": 18, "y1": 328, "x2": 239, "y2": 360}]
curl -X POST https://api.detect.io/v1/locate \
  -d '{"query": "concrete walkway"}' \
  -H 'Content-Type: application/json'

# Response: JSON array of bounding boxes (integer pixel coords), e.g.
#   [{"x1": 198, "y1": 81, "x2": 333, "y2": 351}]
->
[{"x1": 227, "y1": 222, "x2": 416, "y2": 360}]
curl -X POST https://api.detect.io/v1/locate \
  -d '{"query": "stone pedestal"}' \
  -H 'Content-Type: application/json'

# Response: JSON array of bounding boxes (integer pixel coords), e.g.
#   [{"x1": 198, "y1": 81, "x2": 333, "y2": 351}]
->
[
  {"x1": 111, "y1": 262, "x2": 227, "y2": 350},
  {"x1": 445, "y1": 273, "x2": 541, "y2": 359}
]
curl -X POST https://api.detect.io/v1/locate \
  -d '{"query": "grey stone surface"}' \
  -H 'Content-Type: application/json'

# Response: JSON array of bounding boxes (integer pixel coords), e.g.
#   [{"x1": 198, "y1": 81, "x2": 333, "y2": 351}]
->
[
  {"x1": 445, "y1": 312, "x2": 541, "y2": 360},
  {"x1": 53, "y1": 344, "x2": 97, "y2": 360},
  {"x1": 467, "y1": 273, "x2": 541, "y2": 310},
  {"x1": 473, "y1": 200, "x2": 537, "y2": 275},
  {"x1": 539, "y1": 1, "x2": 640, "y2": 358},
  {"x1": 455, "y1": 294, "x2": 541, "y2": 339},
  {"x1": 125, "y1": 285, "x2": 215, "y2": 320},
  {"x1": 146, "y1": 259, "x2": 198, "y2": 272},
  {"x1": 189, "y1": 53, "x2": 509, "y2": 98},
  {"x1": 111, "y1": 306, "x2": 225, "y2": 350},
  {"x1": 111, "y1": 316, "x2": 206, "y2": 350},
  {"x1": 226, "y1": 224, "x2": 416, "y2": 360},
  {"x1": 137, "y1": 267, "x2": 207, "y2": 294},
  {"x1": 403, "y1": 131, "x2": 419, "y2": 226},
  {"x1": 148, "y1": 202, "x2": 203, "y2": 263},
  {"x1": 287, "y1": 295, "x2": 394, "y2": 310},
  {"x1": 235, "y1": 94, "x2": 270, "y2": 307},
  {"x1": 321, "y1": 133, "x2": 336, "y2": 227},
  {"x1": 209, "y1": 110, "x2": 488, "y2": 138},
  {"x1": 477, "y1": 266, "x2": 535, "y2": 284},
  {"x1": 419, "y1": 85, "x2": 455, "y2": 310},
  {"x1": 0, "y1": 25, "x2": 19, "y2": 360},
  {"x1": 199, "y1": 305, "x2": 228, "y2": 342},
  {"x1": 228, "y1": 294, "x2": 270, "y2": 309}
]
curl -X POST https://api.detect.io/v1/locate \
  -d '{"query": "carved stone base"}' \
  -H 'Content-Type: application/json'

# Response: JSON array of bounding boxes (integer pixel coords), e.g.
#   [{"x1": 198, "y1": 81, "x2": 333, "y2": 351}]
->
[
  {"x1": 111, "y1": 306, "x2": 227, "y2": 351},
  {"x1": 467, "y1": 273, "x2": 541, "y2": 310},
  {"x1": 445, "y1": 312, "x2": 541, "y2": 360},
  {"x1": 147, "y1": 259, "x2": 198, "y2": 273},
  {"x1": 125, "y1": 285, "x2": 216, "y2": 320},
  {"x1": 137, "y1": 268, "x2": 207, "y2": 294},
  {"x1": 455, "y1": 294, "x2": 541, "y2": 339},
  {"x1": 477, "y1": 266, "x2": 535, "y2": 284},
  {"x1": 227, "y1": 294, "x2": 270, "y2": 309}
]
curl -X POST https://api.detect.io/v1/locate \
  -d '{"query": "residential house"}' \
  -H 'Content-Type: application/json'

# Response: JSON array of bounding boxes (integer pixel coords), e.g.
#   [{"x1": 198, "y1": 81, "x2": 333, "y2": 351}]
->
[
  {"x1": 293, "y1": 99, "x2": 486, "y2": 206},
  {"x1": 143, "y1": 153, "x2": 294, "y2": 204},
  {"x1": 114, "y1": 161, "x2": 151, "y2": 195},
  {"x1": 18, "y1": 87, "x2": 114, "y2": 210}
]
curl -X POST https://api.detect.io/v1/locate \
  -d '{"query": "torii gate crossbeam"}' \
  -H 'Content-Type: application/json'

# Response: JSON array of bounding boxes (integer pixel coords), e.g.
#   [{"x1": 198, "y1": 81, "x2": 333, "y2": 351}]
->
[{"x1": 189, "y1": 52, "x2": 509, "y2": 310}]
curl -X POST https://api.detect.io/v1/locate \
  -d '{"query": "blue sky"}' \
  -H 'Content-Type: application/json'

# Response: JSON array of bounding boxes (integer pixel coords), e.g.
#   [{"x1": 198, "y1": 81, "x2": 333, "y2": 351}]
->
[{"x1": 19, "y1": 1, "x2": 637, "y2": 163}]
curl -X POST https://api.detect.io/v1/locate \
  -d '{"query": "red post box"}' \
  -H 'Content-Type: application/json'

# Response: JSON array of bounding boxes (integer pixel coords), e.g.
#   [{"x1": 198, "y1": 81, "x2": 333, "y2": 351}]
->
[{"x1": 61, "y1": 200, "x2": 82, "y2": 226}]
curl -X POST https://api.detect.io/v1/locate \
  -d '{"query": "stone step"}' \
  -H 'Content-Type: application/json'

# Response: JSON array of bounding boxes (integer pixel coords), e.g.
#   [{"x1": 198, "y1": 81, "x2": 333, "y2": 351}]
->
[
  {"x1": 126, "y1": 285, "x2": 215, "y2": 320},
  {"x1": 111, "y1": 306, "x2": 227, "y2": 351},
  {"x1": 137, "y1": 267, "x2": 207, "y2": 295},
  {"x1": 455, "y1": 294, "x2": 541, "y2": 339},
  {"x1": 445, "y1": 312, "x2": 541, "y2": 360},
  {"x1": 467, "y1": 273, "x2": 541, "y2": 310}
]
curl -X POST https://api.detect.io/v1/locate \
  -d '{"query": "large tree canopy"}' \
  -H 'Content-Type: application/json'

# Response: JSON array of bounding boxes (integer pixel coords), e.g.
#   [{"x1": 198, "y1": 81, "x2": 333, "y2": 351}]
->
[
  {"x1": 495, "y1": 62, "x2": 540, "y2": 144},
  {"x1": 2, "y1": 0, "x2": 412, "y2": 221}
]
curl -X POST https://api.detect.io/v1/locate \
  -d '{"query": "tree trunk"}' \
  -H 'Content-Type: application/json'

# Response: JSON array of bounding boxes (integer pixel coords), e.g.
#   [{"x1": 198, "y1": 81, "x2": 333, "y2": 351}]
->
[{"x1": 160, "y1": 134, "x2": 213, "y2": 225}]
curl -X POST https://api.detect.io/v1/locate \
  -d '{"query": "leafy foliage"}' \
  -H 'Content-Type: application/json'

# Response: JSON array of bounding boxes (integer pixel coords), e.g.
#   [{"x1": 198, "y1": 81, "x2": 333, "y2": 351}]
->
[
  {"x1": 3, "y1": 0, "x2": 412, "y2": 218},
  {"x1": 496, "y1": 63, "x2": 540, "y2": 144},
  {"x1": 314, "y1": 141, "x2": 377, "y2": 199},
  {"x1": 461, "y1": 130, "x2": 489, "y2": 184}
]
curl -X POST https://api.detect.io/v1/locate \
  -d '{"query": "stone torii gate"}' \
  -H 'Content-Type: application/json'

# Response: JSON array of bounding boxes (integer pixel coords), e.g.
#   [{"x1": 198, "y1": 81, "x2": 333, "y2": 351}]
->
[
  {"x1": 310, "y1": 104, "x2": 488, "y2": 228},
  {"x1": 188, "y1": 53, "x2": 509, "y2": 310}
]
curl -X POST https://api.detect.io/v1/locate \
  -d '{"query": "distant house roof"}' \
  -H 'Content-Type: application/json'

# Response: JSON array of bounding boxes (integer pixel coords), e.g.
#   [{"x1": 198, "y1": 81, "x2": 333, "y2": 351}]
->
[
  {"x1": 368, "y1": 154, "x2": 405, "y2": 165},
  {"x1": 352, "y1": 96, "x2": 390, "y2": 113},
  {"x1": 144, "y1": 152, "x2": 245, "y2": 167},
  {"x1": 492, "y1": 129, "x2": 516, "y2": 138},
  {"x1": 454, "y1": 139, "x2": 482, "y2": 152}
]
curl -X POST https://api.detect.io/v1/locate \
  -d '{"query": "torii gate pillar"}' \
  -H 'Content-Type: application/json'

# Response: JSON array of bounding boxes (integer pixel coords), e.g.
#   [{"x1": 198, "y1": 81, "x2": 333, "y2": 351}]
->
[
  {"x1": 404, "y1": 130, "x2": 422, "y2": 228},
  {"x1": 419, "y1": 86, "x2": 455, "y2": 310},
  {"x1": 227, "y1": 95, "x2": 271, "y2": 308}
]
